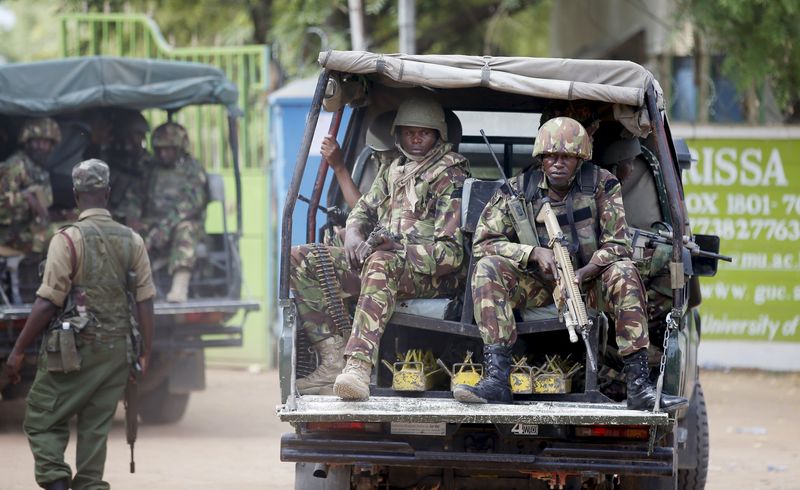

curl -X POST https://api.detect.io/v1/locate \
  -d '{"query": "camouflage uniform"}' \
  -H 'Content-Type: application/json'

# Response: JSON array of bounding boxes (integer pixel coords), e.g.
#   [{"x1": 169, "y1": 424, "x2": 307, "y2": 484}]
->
[
  {"x1": 136, "y1": 123, "x2": 207, "y2": 274},
  {"x1": 471, "y1": 117, "x2": 650, "y2": 358},
  {"x1": 0, "y1": 118, "x2": 61, "y2": 253},
  {"x1": 291, "y1": 142, "x2": 469, "y2": 364},
  {"x1": 458, "y1": 117, "x2": 686, "y2": 411},
  {"x1": 104, "y1": 112, "x2": 151, "y2": 223}
]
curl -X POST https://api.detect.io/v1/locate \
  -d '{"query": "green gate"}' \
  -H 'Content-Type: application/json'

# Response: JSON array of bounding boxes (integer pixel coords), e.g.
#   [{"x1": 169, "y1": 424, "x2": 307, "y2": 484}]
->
[
  {"x1": 59, "y1": 13, "x2": 269, "y2": 172},
  {"x1": 59, "y1": 13, "x2": 274, "y2": 366}
]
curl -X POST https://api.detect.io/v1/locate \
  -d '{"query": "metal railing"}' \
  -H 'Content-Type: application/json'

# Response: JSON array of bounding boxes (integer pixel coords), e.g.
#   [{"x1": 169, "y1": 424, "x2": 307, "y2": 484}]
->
[{"x1": 59, "y1": 13, "x2": 269, "y2": 171}]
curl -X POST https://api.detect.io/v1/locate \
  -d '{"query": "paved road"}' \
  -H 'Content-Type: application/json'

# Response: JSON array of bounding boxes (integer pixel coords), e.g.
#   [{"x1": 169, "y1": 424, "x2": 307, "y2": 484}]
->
[{"x1": 1, "y1": 368, "x2": 797, "y2": 489}]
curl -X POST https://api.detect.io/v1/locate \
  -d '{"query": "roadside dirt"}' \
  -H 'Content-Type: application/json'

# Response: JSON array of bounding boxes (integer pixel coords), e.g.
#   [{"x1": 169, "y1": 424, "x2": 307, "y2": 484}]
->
[{"x1": 1, "y1": 368, "x2": 797, "y2": 489}]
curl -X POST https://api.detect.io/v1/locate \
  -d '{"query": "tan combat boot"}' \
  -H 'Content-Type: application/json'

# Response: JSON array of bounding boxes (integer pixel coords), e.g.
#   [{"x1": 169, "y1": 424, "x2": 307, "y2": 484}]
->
[
  {"x1": 166, "y1": 268, "x2": 192, "y2": 303},
  {"x1": 296, "y1": 335, "x2": 345, "y2": 395},
  {"x1": 333, "y1": 356, "x2": 372, "y2": 401}
]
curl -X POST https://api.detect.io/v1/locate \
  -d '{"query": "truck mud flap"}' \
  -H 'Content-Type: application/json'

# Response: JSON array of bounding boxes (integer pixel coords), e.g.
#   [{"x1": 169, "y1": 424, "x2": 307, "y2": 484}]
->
[
  {"x1": 280, "y1": 433, "x2": 674, "y2": 477},
  {"x1": 278, "y1": 395, "x2": 671, "y2": 426}
]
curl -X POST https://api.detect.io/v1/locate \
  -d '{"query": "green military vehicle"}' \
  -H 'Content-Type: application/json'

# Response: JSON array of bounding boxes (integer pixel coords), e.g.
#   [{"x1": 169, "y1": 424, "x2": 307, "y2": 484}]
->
[
  {"x1": 277, "y1": 51, "x2": 725, "y2": 489},
  {"x1": 0, "y1": 57, "x2": 259, "y2": 423}
]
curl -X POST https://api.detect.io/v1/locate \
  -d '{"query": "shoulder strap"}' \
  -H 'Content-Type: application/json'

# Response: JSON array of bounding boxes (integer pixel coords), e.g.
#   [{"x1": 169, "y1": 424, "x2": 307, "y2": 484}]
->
[
  {"x1": 57, "y1": 229, "x2": 78, "y2": 281},
  {"x1": 578, "y1": 162, "x2": 599, "y2": 195}
]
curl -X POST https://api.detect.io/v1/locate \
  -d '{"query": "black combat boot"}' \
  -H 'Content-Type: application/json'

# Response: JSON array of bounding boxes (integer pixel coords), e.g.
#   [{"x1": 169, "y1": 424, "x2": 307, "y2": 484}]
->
[
  {"x1": 43, "y1": 478, "x2": 69, "y2": 490},
  {"x1": 623, "y1": 349, "x2": 688, "y2": 412},
  {"x1": 453, "y1": 344, "x2": 513, "y2": 404}
]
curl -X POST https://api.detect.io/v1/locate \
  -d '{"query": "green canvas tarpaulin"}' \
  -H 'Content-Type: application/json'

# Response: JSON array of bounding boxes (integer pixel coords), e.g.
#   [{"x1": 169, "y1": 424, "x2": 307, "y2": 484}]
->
[{"x1": 0, "y1": 56, "x2": 240, "y2": 116}]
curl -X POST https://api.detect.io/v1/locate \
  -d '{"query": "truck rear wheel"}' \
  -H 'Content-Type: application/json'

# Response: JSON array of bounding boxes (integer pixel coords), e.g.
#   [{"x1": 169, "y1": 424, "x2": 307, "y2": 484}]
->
[
  {"x1": 678, "y1": 382, "x2": 710, "y2": 489},
  {"x1": 139, "y1": 379, "x2": 190, "y2": 424}
]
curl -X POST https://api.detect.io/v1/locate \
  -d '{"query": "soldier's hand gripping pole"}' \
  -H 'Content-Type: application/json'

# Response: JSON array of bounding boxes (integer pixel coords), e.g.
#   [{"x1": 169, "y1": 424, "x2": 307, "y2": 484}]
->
[
  {"x1": 536, "y1": 200, "x2": 596, "y2": 373},
  {"x1": 480, "y1": 129, "x2": 539, "y2": 246}
]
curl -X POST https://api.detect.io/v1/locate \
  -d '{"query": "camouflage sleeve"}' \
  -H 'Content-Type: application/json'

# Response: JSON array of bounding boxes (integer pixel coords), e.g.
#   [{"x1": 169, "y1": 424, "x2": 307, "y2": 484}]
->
[
  {"x1": 346, "y1": 162, "x2": 388, "y2": 235},
  {"x1": 117, "y1": 176, "x2": 145, "y2": 222},
  {"x1": 166, "y1": 160, "x2": 208, "y2": 228},
  {"x1": 589, "y1": 170, "x2": 632, "y2": 267},
  {"x1": 405, "y1": 167, "x2": 467, "y2": 276},
  {"x1": 472, "y1": 189, "x2": 535, "y2": 267},
  {"x1": 0, "y1": 161, "x2": 31, "y2": 225}
]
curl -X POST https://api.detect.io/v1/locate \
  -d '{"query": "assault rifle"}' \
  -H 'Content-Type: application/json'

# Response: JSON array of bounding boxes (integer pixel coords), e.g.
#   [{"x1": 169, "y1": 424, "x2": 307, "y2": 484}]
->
[
  {"x1": 536, "y1": 200, "x2": 597, "y2": 374},
  {"x1": 125, "y1": 270, "x2": 141, "y2": 474},
  {"x1": 629, "y1": 227, "x2": 732, "y2": 262},
  {"x1": 355, "y1": 224, "x2": 403, "y2": 263},
  {"x1": 479, "y1": 129, "x2": 539, "y2": 246}
]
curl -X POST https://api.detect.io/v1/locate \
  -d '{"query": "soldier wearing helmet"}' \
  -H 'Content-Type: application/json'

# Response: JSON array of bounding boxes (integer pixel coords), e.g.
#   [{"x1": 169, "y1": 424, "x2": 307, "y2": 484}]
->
[
  {"x1": 319, "y1": 110, "x2": 399, "y2": 211},
  {"x1": 133, "y1": 122, "x2": 208, "y2": 303},
  {"x1": 104, "y1": 110, "x2": 152, "y2": 222},
  {"x1": 289, "y1": 96, "x2": 470, "y2": 400},
  {"x1": 454, "y1": 117, "x2": 687, "y2": 414},
  {"x1": 0, "y1": 118, "x2": 60, "y2": 253}
]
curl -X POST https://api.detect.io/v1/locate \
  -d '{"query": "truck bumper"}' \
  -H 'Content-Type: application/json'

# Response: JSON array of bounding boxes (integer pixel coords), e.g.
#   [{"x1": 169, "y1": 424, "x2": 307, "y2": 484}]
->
[{"x1": 280, "y1": 433, "x2": 674, "y2": 477}]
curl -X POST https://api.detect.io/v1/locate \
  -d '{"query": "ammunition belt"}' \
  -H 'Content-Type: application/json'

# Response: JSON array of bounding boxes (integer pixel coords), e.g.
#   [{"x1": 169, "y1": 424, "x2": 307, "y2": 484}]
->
[{"x1": 307, "y1": 243, "x2": 351, "y2": 334}]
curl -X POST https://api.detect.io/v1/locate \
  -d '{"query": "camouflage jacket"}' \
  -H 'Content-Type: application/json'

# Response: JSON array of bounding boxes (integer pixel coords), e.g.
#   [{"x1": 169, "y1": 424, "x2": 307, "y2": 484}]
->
[
  {"x1": 0, "y1": 150, "x2": 53, "y2": 229},
  {"x1": 107, "y1": 151, "x2": 150, "y2": 222},
  {"x1": 138, "y1": 154, "x2": 208, "y2": 229},
  {"x1": 347, "y1": 143, "x2": 469, "y2": 277},
  {"x1": 473, "y1": 164, "x2": 631, "y2": 270}
]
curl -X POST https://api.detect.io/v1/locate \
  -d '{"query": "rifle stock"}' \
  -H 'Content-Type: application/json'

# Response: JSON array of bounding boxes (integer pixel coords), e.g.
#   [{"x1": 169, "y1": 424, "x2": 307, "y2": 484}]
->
[{"x1": 536, "y1": 201, "x2": 596, "y2": 372}]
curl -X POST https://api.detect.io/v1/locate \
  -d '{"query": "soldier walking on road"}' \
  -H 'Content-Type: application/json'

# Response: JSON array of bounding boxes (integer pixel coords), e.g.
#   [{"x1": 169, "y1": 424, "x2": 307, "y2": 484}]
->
[
  {"x1": 290, "y1": 97, "x2": 470, "y2": 400},
  {"x1": 453, "y1": 117, "x2": 688, "y2": 412},
  {"x1": 0, "y1": 117, "x2": 60, "y2": 254},
  {"x1": 3, "y1": 159, "x2": 156, "y2": 490},
  {"x1": 128, "y1": 122, "x2": 208, "y2": 303}
]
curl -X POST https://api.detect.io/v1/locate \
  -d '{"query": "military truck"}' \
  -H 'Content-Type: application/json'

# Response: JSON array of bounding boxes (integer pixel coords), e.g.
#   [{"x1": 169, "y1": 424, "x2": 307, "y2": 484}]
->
[
  {"x1": 276, "y1": 51, "x2": 725, "y2": 489},
  {"x1": 0, "y1": 57, "x2": 259, "y2": 424}
]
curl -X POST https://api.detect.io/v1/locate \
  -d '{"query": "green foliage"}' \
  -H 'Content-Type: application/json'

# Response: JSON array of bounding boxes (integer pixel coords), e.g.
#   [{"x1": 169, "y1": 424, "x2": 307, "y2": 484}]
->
[
  {"x1": 1, "y1": 0, "x2": 553, "y2": 80},
  {"x1": 677, "y1": 0, "x2": 800, "y2": 120}
]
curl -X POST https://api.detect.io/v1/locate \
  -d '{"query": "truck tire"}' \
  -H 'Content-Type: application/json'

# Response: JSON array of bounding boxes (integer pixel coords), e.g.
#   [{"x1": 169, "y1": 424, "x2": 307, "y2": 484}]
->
[
  {"x1": 678, "y1": 382, "x2": 710, "y2": 489},
  {"x1": 139, "y1": 379, "x2": 190, "y2": 424}
]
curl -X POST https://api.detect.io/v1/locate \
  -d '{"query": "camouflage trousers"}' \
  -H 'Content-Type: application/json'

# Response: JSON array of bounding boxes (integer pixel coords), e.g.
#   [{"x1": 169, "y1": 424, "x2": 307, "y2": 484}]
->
[
  {"x1": 472, "y1": 256, "x2": 649, "y2": 357},
  {"x1": 290, "y1": 244, "x2": 460, "y2": 365},
  {"x1": 143, "y1": 220, "x2": 203, "y2": 274}
]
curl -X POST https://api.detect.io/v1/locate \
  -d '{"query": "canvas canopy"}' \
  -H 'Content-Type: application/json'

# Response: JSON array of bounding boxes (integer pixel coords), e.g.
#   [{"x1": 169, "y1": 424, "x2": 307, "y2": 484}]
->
[
  {"x1": 318, "y1": 50, "x2": 664, "y2": 137},
  {"x1": 0, "y1": 56, "x2": 240, "y2": 116}
]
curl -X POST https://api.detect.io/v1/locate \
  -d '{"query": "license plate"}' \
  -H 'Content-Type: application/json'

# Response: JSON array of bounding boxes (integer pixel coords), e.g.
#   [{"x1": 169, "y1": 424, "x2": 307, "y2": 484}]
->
[
  {"x1": 510, "y1": 423, "x2": 539, "y2": 435},
  {"x1": 390, "y1": 422, "x2": 447, "y2": 436}
]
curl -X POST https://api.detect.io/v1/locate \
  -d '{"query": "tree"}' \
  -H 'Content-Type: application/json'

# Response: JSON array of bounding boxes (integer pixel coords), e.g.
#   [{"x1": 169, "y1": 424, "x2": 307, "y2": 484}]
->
[{"x1": 677, "y1": 0, "x2": 800, "y2": 122}]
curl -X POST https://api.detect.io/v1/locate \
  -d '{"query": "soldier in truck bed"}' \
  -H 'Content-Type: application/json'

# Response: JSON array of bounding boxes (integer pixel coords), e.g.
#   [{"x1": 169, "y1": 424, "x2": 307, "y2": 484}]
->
[
  {"x1": 126, "y1": 122, "x2": 208, "y2": 303},
  {"x1": 290, "y1": 96, "x2": 469, "y2": 400},
  {"x1": 0, "y1": 118, "x2": 60, "y2": 254},
  {"x1": 453, "y1": 116, "x2": 687, "y2": 412},
  {"x1": 103, "y1": 110, "x2": 151, "y2": 224}
]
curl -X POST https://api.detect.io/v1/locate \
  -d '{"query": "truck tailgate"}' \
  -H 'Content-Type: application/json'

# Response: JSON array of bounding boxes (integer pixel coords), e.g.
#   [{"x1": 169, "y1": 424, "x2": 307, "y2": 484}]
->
[{"x1": 279, "y1": 395, "x2": 671, "y2": 426}]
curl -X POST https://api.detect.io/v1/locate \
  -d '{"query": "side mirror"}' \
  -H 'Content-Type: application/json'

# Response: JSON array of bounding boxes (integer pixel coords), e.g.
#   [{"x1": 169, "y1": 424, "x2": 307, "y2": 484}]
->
[{"x1": 673, "y1": 138, "x2": 693, "y2": 171}]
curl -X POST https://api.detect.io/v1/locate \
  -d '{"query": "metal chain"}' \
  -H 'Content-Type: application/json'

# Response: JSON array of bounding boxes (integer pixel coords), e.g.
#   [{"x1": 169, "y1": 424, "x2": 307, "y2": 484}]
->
[{"x1": 654, "y1": 309, "x2": 679, "y2": 411}]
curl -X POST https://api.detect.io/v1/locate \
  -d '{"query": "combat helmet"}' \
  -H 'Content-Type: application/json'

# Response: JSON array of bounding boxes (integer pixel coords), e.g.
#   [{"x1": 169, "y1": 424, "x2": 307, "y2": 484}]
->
[
  {"x1": 391, "y1": 97, "x2": 448, "y2": 142},
  {"x1": 122, "y1": 111, "x2": 150, "y2": 134},
  {"x1": 18, "y1": 117, "x2": 62, "y2": 145},
  {"x1": 152, "y1": 122, "x2": 190, "y2": 152},
  {"x1": 532, "y1": 116, "x2": 592, "y2": 160},
  {"x1": 366, "y1": 111, "x2": 396, "y2": 151}
]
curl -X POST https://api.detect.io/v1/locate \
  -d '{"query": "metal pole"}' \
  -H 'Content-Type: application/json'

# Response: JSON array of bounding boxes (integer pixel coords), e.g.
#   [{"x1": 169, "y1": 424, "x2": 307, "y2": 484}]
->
[
  {"x1": 398, "y1": 0, "x2": 416, "y2": 54},
  {"x1": 306, "y1": 108, "x2": 345, "y2": 243},
  {"x1": 645, "y1": 85, "x2": 685, "y2": 315},
  {"x1": 279, "y1": 71, "x2": 331, "y2": 300},
  {"x1": 347, "y1": 0, "x2": 366, "y2": 51}
]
